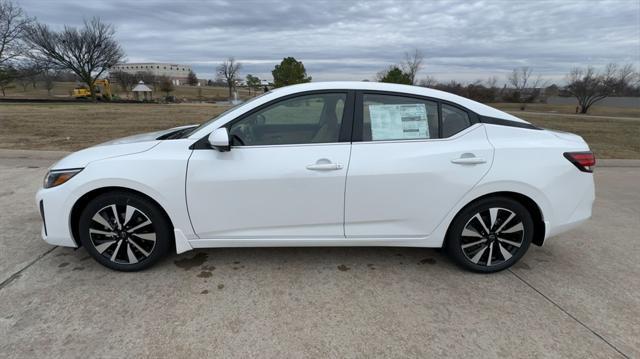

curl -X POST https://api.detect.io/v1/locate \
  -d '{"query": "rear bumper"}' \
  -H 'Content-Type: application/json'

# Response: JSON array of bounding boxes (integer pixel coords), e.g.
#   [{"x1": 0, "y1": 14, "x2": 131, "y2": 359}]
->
[{"x1": 544, "y1": 173, "x2": 595, "y2": 240}]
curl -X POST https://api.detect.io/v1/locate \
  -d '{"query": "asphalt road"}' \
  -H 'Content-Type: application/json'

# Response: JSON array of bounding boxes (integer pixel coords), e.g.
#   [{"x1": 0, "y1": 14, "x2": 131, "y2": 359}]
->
[{"x1": 0, "y1": 151, "x2": 638, "y2": 358}]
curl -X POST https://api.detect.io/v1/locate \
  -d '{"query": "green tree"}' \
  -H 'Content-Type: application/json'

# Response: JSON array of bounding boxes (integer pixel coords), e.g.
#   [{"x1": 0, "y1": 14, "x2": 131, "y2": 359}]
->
[
  {"x1": 245, "y1": 74, "x2": 261, "y2": 95},
  {"x1": 378, "y1": 66, "x2": 411, "y2": 85},
  {"x1": 271, "y1": 57, "x2": 311, "y2": 88}
]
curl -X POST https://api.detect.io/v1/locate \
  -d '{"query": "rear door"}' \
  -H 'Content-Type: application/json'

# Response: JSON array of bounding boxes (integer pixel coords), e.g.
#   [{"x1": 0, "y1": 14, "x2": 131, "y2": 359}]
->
[{"x1": 344, "y1": 92, "x2": 494, "y2": 239}]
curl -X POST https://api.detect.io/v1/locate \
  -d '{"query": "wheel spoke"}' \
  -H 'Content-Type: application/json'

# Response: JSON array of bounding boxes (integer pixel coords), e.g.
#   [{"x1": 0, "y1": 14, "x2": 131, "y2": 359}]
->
[
  {"x1": 123, "y1": 205, "x2": 136, "y2": 227},
  {"x1": 461, "y1": 238, "x2": 487, "y2": 249},
  {"x1": 487, "y1": 242, "x2": 494, "y2": 266},
  {"x1": 128, "y1": 237, "x2": 150, "y2": 257},
  {"x1": 498, "y1": 237, "x2": 522, "y2": 248},
  {"x1": 92, "y1": 212, "x2": 113, "y2": 230},
  {"x1": 462, "y1": 227, "x2": 483, "y2": 238},
  {"x1": 501, "y1": 222, "x2": 523, "y2": 234},
  {"x1": 89, "y1": 229, "x2": 116, "y2": 237},
  {"x1": 498, "y1": 242, "x2": 513, "y2": 260},
  {"x1": 127, "y1": 219, "x2": 152, "y2": 233},
  {"x1": 110, "y1": 240, "x2": 123, "y2": 261},
  {"x1": 470, "y1": 245, "x2": 488, "y2": 264},
  {"x1": 473, "y1": 213, "x2": 491, "y2": 234},
  {"x1": 489, "y1": 208, "x2": 499, "y2": 231},
  {"x1": 94, "y1": 240, "x2": 116, "y2": 254},
  {"x1": 495, "y1": 212, "x2": 516, "y2": 234},
  {"x1": 126, "y1": 243, "x2": 138, "y2": 264},
  {"x1": 133, "y1": 232, "x2": 156, "y2": 242},
  {"x1": 110, "y1": 204, "x2": 122, "y2": 230}
]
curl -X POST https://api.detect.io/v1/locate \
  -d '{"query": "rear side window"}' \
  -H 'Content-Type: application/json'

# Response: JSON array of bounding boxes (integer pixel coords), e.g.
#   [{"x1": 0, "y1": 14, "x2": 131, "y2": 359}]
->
[
  {"x1": 362, "y1": 94, "x2": 438, "y2": 141},
  {"x1": 442, "y1": 104, "x2": 471, "y2": 137}
]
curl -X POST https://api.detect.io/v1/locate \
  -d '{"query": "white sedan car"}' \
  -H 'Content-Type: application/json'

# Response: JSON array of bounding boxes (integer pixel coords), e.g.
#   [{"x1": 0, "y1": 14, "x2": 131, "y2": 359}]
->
[{"x1": 36, "y1": 82, "x2": 595, "y2": 272}]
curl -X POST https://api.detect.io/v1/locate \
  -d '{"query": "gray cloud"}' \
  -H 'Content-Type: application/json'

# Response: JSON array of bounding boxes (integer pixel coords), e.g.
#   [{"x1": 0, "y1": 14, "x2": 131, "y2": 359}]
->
[{"x1": 16, "y1": 0, "x2": 640, "y2": 84}]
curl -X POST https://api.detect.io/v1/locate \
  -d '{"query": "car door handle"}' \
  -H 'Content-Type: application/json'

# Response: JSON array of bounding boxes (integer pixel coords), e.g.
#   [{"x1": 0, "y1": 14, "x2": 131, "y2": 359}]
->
[
  {"x1": 306, "y1": 163, "x2": 343, "y2": 171},
  {"x1": 451, "y1": 156, "x2": 486, "y2": 165}
]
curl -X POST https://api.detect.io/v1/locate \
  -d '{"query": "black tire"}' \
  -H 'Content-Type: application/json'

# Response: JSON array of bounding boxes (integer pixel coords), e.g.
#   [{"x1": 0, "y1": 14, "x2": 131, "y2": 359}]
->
[
  {"x1": 78, "y1": 191, "x2": 172, "y2": 271},
  {"x1": 446, "y1": 196, "x2": 533, "y2": 273}
]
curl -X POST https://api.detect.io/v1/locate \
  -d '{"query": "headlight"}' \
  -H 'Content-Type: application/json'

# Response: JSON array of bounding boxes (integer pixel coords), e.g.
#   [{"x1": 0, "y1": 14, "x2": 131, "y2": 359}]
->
[{"x1": 43, "y1": 168, "x2": 83, "y2": 188}]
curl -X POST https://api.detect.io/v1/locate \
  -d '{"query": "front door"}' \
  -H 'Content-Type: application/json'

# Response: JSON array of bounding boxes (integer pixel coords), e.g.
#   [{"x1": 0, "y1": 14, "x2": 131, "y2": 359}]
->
[{"x1": 186, "y1": 92, "x2": 353, "y2": 239}]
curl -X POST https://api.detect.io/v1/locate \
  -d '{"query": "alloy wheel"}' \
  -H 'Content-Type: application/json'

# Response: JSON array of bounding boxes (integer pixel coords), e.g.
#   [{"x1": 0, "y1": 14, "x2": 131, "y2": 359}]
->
[
  {"x1": 88, "y1": 204, "x2": 156, "y2": 265},
  {"x1": 460, "y1": 207, "x2": 524, "y2": 267}
]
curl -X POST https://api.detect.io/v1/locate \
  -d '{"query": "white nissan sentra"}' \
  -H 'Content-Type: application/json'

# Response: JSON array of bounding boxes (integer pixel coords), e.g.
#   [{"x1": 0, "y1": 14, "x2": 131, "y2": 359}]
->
[{"x1": 36, "y1": 81, "x2": 595, "y2": 272}]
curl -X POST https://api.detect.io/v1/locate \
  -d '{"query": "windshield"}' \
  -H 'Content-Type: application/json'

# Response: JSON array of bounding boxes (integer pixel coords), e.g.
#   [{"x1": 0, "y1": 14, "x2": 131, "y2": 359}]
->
[{"x1": 181, "y1": 92, "x2": 271, "y2": 138}]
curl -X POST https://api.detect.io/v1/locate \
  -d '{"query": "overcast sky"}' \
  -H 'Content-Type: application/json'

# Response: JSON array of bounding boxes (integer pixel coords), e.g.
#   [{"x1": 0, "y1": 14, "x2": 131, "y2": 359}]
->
[{"x1": 16, "y1": 0, "x2": 640, "y2": 84}]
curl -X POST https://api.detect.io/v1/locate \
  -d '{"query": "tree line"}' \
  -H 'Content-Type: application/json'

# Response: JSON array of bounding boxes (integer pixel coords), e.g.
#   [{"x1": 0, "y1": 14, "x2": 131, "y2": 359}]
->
[
  {"x1": 1, "y1": 0, "x2": 638, "y2": 112},
  {"x1": 377, "y1": 50, "x2": 639, "y2": 113}
]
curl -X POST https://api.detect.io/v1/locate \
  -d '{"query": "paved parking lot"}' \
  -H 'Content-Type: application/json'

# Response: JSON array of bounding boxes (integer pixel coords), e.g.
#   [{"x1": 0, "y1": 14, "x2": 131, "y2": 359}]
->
[{"x1": 0, "y1": 150, "x2": 638, "y2": 358}]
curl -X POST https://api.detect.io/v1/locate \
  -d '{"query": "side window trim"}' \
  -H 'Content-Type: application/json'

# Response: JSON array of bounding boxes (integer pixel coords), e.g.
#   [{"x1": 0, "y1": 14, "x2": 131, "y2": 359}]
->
[{"x1": 353, "y1": 90, "x2": 479, "y2": 142}]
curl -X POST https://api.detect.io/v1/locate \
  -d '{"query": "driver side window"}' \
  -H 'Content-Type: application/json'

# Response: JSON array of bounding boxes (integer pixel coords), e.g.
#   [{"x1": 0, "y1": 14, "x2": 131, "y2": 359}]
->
[{"x1": 228, "y1": 93, "x2": 346, "y2": 146}]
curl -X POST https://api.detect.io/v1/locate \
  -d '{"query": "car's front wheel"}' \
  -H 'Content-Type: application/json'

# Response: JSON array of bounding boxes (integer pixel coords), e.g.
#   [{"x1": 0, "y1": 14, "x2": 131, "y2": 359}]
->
[
  {"x1": 446, "y1": 196, "x2": 533, "y2": 273},
  {"x1": 78, "y1": 191, "x2": 172, "y2": 271}
]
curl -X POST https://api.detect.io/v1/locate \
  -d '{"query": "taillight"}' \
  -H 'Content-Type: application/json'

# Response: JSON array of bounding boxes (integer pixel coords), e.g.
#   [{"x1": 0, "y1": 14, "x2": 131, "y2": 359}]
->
[{"x1": 564, "y1": 151, "x2": 596, "y2": 173}]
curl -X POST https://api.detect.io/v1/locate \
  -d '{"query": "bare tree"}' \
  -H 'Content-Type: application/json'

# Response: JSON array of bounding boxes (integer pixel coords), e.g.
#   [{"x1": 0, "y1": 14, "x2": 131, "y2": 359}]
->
[
  {"x1": 15, "y1": 61, "x2": 40, "y2": 91},
  {"x1": 158, "y1": 75, "x2": 174, "y2": 97},
  {"x1": 507, "y1": 67, "x2": 544, "y2": 110},
  {"x1": 41, "y1": 67, "x2": 57, "y2": 96},
  {"x1": 402, "y1": 49, "x2": 424, "y2": 85},
  {"x1": 419, "y1": 75, "x2": 438, "y2": 88},
  {"x1": 24, "y1": 17, "x2": 124, "y2": 99},
  {"x1": 111, "y1": 70, "x2": 136, "y2": 98},
  {"x1": 217, "y1": 57, "x2": 241, "y2": 100},
  {"x1": 0, "y1": 0, "x2": 33, "y2": 67},
  {"x1": 565, "y1": 65, "x2": 620, "y2": 114},
  {"x1": 135, "y1": 71, "x2": 157, "y2": 91},
  {"x1": 0, "y1": 65, "x2": 16, "y2": 95}
]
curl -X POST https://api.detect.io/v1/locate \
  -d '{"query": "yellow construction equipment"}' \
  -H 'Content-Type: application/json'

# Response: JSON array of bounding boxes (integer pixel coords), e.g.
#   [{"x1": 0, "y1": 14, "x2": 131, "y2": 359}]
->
[{"x1": 73, "y1": 79, "x2": 112, "y2": 100}]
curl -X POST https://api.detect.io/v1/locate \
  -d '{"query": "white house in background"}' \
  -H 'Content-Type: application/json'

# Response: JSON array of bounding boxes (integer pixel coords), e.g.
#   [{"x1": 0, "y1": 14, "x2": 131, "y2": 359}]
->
[{"x1": 109, "y1": 63, "x2": 193, "y2": 85}]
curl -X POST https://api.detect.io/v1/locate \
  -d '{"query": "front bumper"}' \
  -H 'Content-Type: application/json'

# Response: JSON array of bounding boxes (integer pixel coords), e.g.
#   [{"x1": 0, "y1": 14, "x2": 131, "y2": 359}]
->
[{"x1": 35, "y1": 187, "x2": 79, "y2": 248}]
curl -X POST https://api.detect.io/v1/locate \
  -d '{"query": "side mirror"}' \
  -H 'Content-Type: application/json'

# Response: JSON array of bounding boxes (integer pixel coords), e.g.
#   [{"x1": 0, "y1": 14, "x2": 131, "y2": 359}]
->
[{"x1": 208, "y1": 128, "x2": 230, "y2": 152}]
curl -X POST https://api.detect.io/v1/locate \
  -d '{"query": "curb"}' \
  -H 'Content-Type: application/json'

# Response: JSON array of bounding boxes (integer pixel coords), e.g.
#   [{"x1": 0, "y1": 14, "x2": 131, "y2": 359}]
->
[{"x1": 597, "y1": 159, "x2": 640, "y2": 168}]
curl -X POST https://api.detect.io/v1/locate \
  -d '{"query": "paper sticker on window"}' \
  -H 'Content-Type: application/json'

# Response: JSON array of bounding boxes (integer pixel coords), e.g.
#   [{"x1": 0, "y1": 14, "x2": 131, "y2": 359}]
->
[{"x1": 369, "y1": 104, "x2": 429, "y2": 140}]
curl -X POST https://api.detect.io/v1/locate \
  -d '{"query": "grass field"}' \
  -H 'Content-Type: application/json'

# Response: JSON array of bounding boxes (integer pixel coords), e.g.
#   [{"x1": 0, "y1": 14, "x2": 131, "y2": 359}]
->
[
  {"x1": 493, "y1": 102, "x2": 640, "y2": 118},
  {"x1": 0, "y1": 101, "x2": 638, "y2": 158},
  {"x1": 1, "y1": 81, "x2": 255, "y2": 101}
]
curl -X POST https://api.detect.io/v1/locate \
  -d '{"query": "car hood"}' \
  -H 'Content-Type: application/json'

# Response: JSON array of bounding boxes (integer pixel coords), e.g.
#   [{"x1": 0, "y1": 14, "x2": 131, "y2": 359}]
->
[{"x1": 51, "y1": 125, "x2": 196, "y2": 169}]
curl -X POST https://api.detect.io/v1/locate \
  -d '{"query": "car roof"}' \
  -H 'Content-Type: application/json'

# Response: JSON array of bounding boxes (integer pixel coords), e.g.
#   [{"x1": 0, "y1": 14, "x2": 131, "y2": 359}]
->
[{"x1": 272, "y1": 81, "x2": 528, "y2": 123}]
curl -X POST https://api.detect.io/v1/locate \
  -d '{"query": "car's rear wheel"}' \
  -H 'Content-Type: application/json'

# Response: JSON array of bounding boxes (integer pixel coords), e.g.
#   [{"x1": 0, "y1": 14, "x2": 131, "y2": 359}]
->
[
  {"x1": 78, "y1": 191, "x2": 172, "y2": 271},
  {"x1": 446, "y1": 197, "x2": 533, "y2": 273}
]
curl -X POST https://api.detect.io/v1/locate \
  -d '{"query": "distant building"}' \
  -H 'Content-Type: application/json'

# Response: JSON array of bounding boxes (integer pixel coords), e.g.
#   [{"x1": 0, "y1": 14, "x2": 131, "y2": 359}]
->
[{"x1": 109, "y1": 63, "x2": 192, "y2": 85}]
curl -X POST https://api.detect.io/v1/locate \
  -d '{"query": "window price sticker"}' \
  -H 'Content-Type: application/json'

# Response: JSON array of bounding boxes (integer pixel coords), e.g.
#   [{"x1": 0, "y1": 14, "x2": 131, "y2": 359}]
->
[{"x1": 369, "y1": 104, "x2": 429, "y2": 140}]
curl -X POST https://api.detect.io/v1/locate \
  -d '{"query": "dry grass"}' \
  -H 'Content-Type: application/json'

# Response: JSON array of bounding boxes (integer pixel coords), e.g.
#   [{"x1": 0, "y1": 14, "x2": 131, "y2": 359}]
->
[
  {"x1": 1, "y1": 102, "x2": 638, "y2": 158},
  {"x1": 2, "y1": 81, "x2": 255, "y2": 101},
  {"x1": 0, "y1": 102, "x2": 227, "y2": 151},
  {"x1": 493, "y1": 102, "x2": 640, "y2": 118},
  {"x1": 518, "y1": 113, "x2": 640, "y2": 159}
]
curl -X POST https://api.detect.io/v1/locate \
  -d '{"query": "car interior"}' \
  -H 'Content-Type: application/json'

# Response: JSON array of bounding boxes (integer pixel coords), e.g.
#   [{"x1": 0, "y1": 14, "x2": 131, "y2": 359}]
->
[{"x1": 229, "y1": 94, "x2": 346, "y2": 146}]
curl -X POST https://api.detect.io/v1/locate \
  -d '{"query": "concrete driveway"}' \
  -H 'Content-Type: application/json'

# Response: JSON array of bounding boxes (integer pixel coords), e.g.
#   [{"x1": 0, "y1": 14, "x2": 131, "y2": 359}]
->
[{"x1": 0, "y1": 150, "x2": 638, "y2": 358}]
